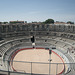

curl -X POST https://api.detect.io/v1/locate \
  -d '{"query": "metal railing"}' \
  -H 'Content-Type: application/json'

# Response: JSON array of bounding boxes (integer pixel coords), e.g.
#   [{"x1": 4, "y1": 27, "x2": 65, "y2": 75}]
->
[{"x1": 0, "y1": 59, "x2": 75, "y2": 75}]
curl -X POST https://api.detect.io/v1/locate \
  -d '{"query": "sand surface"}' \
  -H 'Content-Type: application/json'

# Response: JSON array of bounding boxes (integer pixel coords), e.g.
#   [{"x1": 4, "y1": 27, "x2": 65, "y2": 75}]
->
[{"x1": 12, "y1": 48, "x2": 64, "y2": 75}]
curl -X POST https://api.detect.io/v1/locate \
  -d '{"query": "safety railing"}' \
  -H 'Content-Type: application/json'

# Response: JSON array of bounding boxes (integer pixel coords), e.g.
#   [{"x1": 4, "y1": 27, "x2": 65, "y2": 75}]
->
[{"x1": 0, "y1": 59, "x2": 75, "y2": 75}]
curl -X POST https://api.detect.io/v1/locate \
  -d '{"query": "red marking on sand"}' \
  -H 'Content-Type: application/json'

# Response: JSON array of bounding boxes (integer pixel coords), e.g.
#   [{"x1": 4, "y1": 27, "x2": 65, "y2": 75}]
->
[{"x1": 10, "y1": 48, "x2": 65, "y2": 75}]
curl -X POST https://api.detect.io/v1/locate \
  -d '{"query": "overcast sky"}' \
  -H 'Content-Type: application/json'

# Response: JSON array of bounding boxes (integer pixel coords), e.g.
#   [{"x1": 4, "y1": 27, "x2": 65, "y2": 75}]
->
[{"x1": 0, "y1": 0, "x2": 75, "y2": 22}]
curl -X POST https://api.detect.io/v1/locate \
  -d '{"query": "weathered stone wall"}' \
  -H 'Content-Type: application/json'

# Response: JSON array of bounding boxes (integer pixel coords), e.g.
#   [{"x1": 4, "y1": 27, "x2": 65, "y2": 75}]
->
[{"x1": 0, "y1": 24, "x2": 75, "y2": 39}]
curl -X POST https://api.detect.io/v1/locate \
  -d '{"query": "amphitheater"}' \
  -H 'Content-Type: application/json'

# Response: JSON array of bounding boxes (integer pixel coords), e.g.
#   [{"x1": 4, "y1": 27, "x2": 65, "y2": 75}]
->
[{"x1": 0, "y1": 23, "x2": 75, "y2": 75}]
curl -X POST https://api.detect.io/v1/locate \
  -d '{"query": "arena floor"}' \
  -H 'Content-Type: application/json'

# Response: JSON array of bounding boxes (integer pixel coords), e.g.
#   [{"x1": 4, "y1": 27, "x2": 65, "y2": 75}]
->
[{"x1": 11, "y1": 48, "x2": 65, "y2": 75}]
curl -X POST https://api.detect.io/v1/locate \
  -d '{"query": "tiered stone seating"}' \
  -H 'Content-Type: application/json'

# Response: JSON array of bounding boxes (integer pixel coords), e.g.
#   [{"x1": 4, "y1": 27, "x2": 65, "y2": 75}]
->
[{"x1": 0, "y1": 36, "x2": 75, "y2": 75}]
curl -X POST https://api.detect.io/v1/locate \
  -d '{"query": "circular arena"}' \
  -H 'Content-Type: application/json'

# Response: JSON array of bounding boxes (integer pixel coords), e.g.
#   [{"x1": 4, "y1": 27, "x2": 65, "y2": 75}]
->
[
  {"x1": 11, "y1": 48, "x2": 64, "y2": 75},
  {"x1": 0, "y1": 24, "x2": 75, "y2": 75}
]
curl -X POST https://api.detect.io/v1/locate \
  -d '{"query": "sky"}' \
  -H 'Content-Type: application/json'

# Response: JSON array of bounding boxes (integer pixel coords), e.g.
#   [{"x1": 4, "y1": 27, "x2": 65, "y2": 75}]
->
[{"x1": 0, "y1": 0, "x2": 75, "y2": 23}]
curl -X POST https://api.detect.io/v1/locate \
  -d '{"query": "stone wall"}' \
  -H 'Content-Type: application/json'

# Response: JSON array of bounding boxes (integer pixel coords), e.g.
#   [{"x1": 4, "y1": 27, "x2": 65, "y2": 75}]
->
[{"x1": 0, "y1": 24, "x2": 75, "y2": 39}]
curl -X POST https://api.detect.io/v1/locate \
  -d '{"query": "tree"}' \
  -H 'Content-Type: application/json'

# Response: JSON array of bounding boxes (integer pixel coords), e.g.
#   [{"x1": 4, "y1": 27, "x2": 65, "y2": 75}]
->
[
  {"x1": 3, "y1": 22, "x2": 8, "y2": 24},
  {"x1": 0, "y1": 22, "x2": 2, "y2": 24},
  {"x1": 44, "y1": 19, "x2": 54, "y2": 24},
  {"x1": 67, "y1": 21, "x2": 74, "y2": 24}
]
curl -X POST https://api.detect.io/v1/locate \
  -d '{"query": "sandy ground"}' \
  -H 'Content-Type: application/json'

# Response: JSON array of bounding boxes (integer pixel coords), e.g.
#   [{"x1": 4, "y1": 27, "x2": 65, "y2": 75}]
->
[{"x1": 12, "y1": 48, "x2": 65, "y2": 75}]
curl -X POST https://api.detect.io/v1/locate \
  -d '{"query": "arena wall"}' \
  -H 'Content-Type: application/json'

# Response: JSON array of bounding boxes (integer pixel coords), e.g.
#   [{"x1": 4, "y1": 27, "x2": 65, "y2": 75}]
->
[{"x1": 0, "y1": 24, "x2": 75, "y2": 40}]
